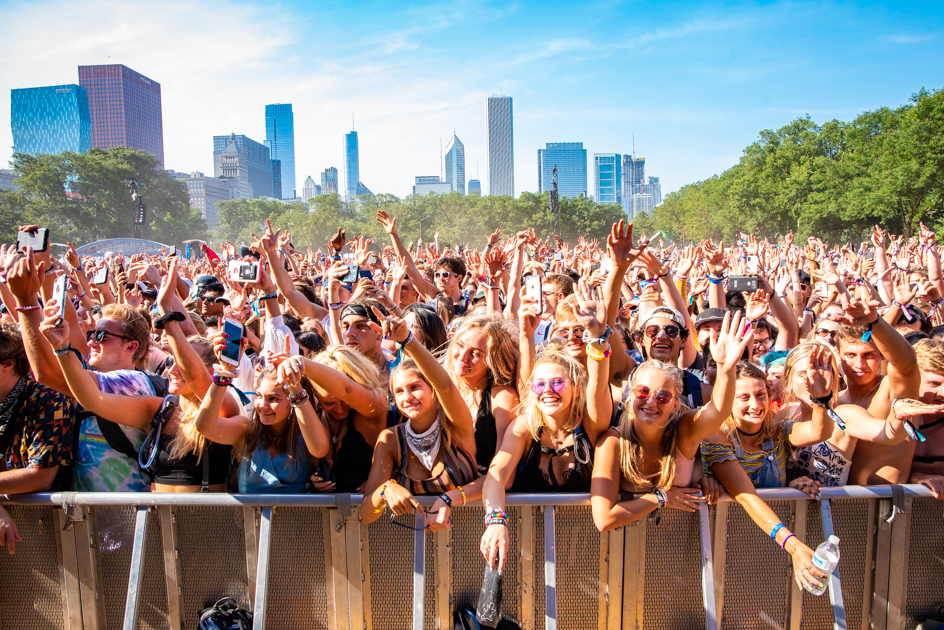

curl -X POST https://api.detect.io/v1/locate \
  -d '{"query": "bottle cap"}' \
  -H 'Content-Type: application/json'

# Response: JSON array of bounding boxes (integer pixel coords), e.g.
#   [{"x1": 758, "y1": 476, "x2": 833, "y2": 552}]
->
[{"x1": 828, "y1": 535, "x2": 840, "y2": 545}]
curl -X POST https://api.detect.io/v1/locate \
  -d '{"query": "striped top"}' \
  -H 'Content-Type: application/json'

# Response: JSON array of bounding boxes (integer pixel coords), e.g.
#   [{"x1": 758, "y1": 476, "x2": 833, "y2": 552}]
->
[
  {"x1": 700, "y1": 419, "x2": 797, "y2": 488},
  {"x1": 394, "y1": 424, "x2": 479, "y2": 496}
]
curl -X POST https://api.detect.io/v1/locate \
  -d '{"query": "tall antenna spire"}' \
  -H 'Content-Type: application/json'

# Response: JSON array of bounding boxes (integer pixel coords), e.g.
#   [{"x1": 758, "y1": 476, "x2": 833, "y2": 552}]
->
[
  {"x1": 632, "y1": 133, "x2": 635, "y2": 158},
  {"x1": 440, "y1": 137, "x2": 443, "y2": 181},
  {"x1": 352, "y1": 112, "x2": 355, "y2": 130}
]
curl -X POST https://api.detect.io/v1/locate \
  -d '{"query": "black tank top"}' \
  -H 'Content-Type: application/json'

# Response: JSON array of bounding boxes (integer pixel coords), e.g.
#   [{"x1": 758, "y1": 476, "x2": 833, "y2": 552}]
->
[
  {"x1": 474, "y1": 383, "x2": 498, "y2": 471},
  {"x1": 149, "y1": 437, "x2": 231, "y2": 486},
  {"x1": 513, "y1": 426, "x2": 594, "y2": 492},
  {"x1": 329, "y1": 412, "x2": 375, "y2": 492}
]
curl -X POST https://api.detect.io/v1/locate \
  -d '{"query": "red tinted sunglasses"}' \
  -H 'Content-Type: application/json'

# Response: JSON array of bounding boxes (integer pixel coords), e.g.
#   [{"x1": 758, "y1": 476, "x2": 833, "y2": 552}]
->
[{"x1": 631, "y1": 385, "x2": 675, "y2": 405}]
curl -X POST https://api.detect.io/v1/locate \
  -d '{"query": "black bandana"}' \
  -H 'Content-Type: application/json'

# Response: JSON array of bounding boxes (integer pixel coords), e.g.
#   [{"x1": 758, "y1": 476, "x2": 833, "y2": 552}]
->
[
  {"x1": 0, "y1": 377, "x2": 29, "y2": 439},
  {"x1": 340, "y1": 303, "x2": 381, "y2": 326}
]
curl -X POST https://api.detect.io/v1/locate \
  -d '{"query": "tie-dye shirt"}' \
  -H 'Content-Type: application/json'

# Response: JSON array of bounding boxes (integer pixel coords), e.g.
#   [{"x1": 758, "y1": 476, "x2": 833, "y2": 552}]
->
[{"x1": 73, "y1": 370, "x2": 161, "y2": 492}]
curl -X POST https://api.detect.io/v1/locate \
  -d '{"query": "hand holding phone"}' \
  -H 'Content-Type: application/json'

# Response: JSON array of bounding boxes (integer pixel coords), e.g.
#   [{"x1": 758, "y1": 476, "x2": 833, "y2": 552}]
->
[
  {"x1": 51, "y1": 276, "x2": 68, "y2": 325},
  {"x1": 524, "y1": 275, "x2": 543, "y2": 312},
  {"x1": 220, "y1": 317, "x2": 245, "y2": 366},
  {"x1": 16, "y1": 227, "x2": 50, "y2": 253}
]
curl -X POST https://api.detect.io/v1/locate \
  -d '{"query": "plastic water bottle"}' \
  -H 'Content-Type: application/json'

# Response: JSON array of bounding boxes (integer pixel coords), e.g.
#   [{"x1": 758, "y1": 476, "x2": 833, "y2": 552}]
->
[{"x1": 807, "y1": 535, "x2": 840, "y2": 596}]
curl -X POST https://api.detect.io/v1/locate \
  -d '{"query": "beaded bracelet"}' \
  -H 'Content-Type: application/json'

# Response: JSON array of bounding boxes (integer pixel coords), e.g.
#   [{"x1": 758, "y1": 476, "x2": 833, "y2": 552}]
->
[
  {"x1": 288, "y1": 391, "x2": 310, "y2": 407},
  {"x1": 484, "y1": 508, "x2": 508, "y2": 527},
  {"x1": 458, "y1": 486, "x2": 467, "y2": 506},
  {"x1": 212, "y1": 373, "x2": 233, "y2": 387},
  {"x1": 379, "y1": 480, "x2": 394, "y2": 503},
  {"x1": 586, "y1": 344, "x2": 611, "y2": 361},
  {"x1": 15, "y1": 304, "x2": 41, "y2": 311}
]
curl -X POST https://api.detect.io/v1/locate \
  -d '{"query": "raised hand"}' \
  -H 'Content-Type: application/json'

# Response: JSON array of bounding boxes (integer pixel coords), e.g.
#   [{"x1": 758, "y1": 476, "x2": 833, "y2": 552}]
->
[
  {"x1": 157, "y1": 258, "x2": 179, "y2": 314},
  {"x1": 804, "y1": 345, "x2": 836, "y2": 399},
  {"x1": 38, "y1": 304, "x2": 70, "y2": 351},
  {"x1": 6, "y1": 248, "x2": 44, "y2": 303},
  {"x1": 376, "y1": 210, "x2": 398, "y2": 235},
  {"x1": 607, "y1": 219, "x2": 648, "y2": 267},
  {"x1": 839, "y1": 298, "x2": 881, "y2": 327},
  {"x1": 329, "y1": 227, "x2": 350, "y2": 254},
  {"x1": 745, "y1": 289, "x2": 770, "y2": 321},
  {"x1": 370, "y1": 306, "x2": 409, "y2": 344},
  {"x1": 708, "y1": 310, "x2": 754, "y2": 369},
  {"x1": 571, "y1": 280, "x2": 607, "y2": 336}
]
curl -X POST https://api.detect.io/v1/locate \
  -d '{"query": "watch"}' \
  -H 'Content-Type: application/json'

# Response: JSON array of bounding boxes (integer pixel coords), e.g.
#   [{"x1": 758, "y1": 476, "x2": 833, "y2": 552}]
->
[
  {"x1": 153, "y1": 311, "x2": 187, "y2": 329},
  {"x1": 582, "y1": 326, "x2": 614, "y2": 346}
]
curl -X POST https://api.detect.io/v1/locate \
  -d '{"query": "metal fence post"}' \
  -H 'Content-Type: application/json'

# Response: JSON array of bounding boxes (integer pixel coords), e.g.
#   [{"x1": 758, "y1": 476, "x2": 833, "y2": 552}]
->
[
  {"x1": 698, "y1": 505, "x2": 719, "y2": 630},
  {"x1": 819, "y1": 500, "x2": 847, "y2": 630},
  {"x1": 544, "y1": 505, "x2": 557, "y2": 630},
  {"x1": 413, "y1": 524, "x2": 426, "y2": 630},
  {"x1": 122, "y1": 506, "x2": 150, "y2": 630},
  {"x1": 252, "y1": 506, "x2": 273, "y2": 630}
]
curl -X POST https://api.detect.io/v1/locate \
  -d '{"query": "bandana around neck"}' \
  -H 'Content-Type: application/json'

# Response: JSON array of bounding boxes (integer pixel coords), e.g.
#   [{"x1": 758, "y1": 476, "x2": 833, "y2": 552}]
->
[
  {"x1": 405, "y1": 414, "x2": 442, "y2": 472},
  {"x1": 0, "y1": 377, "x2": 29, "y2": 436}
]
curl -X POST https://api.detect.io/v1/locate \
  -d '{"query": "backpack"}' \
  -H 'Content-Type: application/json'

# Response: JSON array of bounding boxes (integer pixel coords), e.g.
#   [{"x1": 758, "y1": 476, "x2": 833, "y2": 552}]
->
[
  {"x1": 197, "y1": 597, "x2": 253, "y2": 630},
  {"x1": 94, "y1": 371, "x2": 168, "y2": 462}
]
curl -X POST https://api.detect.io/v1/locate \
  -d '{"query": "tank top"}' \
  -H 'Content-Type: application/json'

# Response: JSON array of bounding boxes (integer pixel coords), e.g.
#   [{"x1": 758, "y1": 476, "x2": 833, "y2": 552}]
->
[
  {"x1": 149, "y1": 436, "x2": 231, "y2": 487},
  {"x1": 787, "y1": 442, "x2": 851, "y2": 487},
  {"x1": 394, "y1": 424, "x2": 478, "y2": 495},
  {"x1": 513, "y1": 426, "x2": 594, "y2": 492},
  {"x1": 237, "y1": 432, "x2": 313, "y2": 493},
  {"x1": 473, "y1": 383, "x2": 498, "y2": 471},
  {"x1": 328, "y1": 411, "x2": 375, "y2": 492}
]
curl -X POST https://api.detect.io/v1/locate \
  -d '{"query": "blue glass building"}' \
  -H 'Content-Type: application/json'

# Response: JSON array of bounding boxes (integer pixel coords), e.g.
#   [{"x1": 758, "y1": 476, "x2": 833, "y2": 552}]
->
[
  {"x1": 344, "y1": 131, "x2": 359, "y2": 199},
  {"x1": 594, "y1": 154, "x2": 622, "y2": 205},
  {"x1": 11, "y1": 84, "x2": 91, "y2": 156},
  {"x1": 538, "y1": 143, "x2": 587, "y2": 198},
  {"x1": 265, "y1": 104, "x2": 296, "y2": 199}
]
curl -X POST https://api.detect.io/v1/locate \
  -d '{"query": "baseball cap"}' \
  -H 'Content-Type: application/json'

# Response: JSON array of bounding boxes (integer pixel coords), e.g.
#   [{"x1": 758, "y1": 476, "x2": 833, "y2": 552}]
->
[
  {"x1": 694, "y1": 307, "x2": 727, "y2": 329},
  {"x1": 640, "y1": 306, "x2": 685, "y2": 329}
]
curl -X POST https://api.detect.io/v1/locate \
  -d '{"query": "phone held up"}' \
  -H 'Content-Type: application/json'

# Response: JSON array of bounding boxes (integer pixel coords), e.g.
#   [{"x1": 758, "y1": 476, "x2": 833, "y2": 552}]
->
[
  {"x1": 220, "y1": 317, "x2": 245, "y2": 366},
  {"x1": 51, "y1": 275, "x2": 69, "y2": 326},
  {"x1": 227, "y1": 260, "x2": 261, "y2": 284},
  {"x1": 524, "y1": 275, "x2": 543, "y2": 312},
  {"x1": 16, "y1": 227, "x2": 50, "y2": 253}
]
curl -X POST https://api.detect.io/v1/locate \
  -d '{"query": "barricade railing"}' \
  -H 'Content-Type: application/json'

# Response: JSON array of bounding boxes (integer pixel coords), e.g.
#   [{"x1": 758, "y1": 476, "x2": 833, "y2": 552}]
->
[{"x1": 0, "y1": 485, "x2": 941, "y2": 630}]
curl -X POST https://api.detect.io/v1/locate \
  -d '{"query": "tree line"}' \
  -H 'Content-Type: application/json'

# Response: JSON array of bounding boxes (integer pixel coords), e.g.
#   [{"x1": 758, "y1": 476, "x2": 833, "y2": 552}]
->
[{"x1": 633, "y1": 88, "x2": 944, "y2": 244}]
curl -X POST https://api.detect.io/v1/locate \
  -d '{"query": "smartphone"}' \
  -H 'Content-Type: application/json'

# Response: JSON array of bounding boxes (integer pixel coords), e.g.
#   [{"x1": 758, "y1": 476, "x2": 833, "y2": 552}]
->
[
  {"x1": 590, "y1": 263, "x2": 601, "y2": 271},
  {"x1": 553, "y1": 252, "x2": 562, "y2": 261},
  {"x1": 91, "y1": 267, "x2": 109, "y2": 285},
  {"x1": 358, "y1": 268, "x2": 374, "y2": 281},
  {"x1": 16, "y1": 228, "x2": 50, "y2": 253},
  {"x1": 815, "y1": 281, "x2": 828, "y2": 299},
  {"x1": 341, "y1": 265, "x2": 359, "y2": 284},
  {"x1": 227, "y1": 260, "x2": 260, "y2": 284},
  {"x1": 524, "y1": 275, "x2": 543, "y2": 312},
  {"x1": 746, "y1": 255, "x2": 759, "y2": 274},
  {"x1": 864, "y1": 251, "x2": 874, "y2": 261},
  {"x1": 51, "y1": 275, "x2": 68, "y2": 325},
  {"x1": 629, "y1": 268, "x2": 641, "y2": 285},
  {"x1": 779, "y1": 256, "x2": 786, "y2": 267},
  {"x1": 367, "y1": 254, "x2": 378, "y2": 265},
  {"x1": 220, "y1": 317, "x2": 244, "y2": 366},
  {"x1": 729, "y1": 275, "x2": 759, "y2": 292}
]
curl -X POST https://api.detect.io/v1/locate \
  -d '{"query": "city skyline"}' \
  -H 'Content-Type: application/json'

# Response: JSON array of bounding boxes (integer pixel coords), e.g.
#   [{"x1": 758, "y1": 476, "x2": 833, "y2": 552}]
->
[{"x1": 2, "y1": 1, "x2": 943, "y2": 200}]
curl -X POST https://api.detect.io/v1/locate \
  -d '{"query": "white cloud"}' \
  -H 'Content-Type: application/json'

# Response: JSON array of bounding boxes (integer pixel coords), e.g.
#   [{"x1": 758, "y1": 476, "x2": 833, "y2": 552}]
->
[{"x1": 883, "y1": 34, "x2": 935, "y2": 44}]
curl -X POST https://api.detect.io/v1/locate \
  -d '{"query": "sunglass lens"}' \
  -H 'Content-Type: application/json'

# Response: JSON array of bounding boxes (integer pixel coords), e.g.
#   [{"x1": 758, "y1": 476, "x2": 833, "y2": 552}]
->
[
  {"x1": 550, "y1": 378, "x2": 568, "y2": 393},
  {"x1": 655, "y1": 390, "x2": 673, "y2": 404},
  {"x1": 529, "y1": 380, "x2": 546, "y2": 395}
]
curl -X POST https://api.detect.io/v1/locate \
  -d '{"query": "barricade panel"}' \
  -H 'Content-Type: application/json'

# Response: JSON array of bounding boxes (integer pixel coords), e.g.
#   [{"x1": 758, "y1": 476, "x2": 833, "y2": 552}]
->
[
  {"x1": 266, "y1": 507, "x2": 330, "y2": 629},
  {"x1": 96, "y1": 505, "x2": 169, "y2": 630},
  {"x1": 534, "y1": 507, "x2": 546, "y2": 630},
  {"x1": 0, "y1": 505, "x2": 63, "y2": 630},
  {"x1": 829, "y1": 499, "x2": 871, "y2": 630},
  {"x1": 175, "y1": 506, "x2": 251, "y2": 627},
  {"x1": 719, "y1": 500, "x2": 792, "y2": 629},
  {"x1": 366, "y1": 512, "x2": 420, "y2": 630},
  {"x1": 642, "y1": 507, "x2": 705, "y2": 630},
  {"x1": 555, "y1": 506, "x2": 603, "y2": 630},
  {"x1": 904, "y1": 497, "x2": 944, "y2": 628},
  {"x1": 799, "y1": 501, "x2": 832, "y2": 629}
]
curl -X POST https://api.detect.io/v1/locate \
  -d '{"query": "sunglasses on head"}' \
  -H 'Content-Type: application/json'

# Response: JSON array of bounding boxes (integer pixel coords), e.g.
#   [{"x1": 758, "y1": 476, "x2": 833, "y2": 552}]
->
[
  {"x1": 631, "y1": 384, "x2": 675, "y2": 405},
  {"x1": 87, "y1": 329, "x2": 134, "y2": 344},
  {"x1": 644, "y1": 324, "x2": 681, "y2": 339},
  {"x1": 529, "y1": 378, "x2": 570, "y2": 395}
]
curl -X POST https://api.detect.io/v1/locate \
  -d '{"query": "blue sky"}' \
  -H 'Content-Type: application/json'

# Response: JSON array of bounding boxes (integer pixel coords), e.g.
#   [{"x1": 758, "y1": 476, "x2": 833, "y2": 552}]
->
[{"x1": 1, "y1": 0, "x2": 943, "y2": 200}]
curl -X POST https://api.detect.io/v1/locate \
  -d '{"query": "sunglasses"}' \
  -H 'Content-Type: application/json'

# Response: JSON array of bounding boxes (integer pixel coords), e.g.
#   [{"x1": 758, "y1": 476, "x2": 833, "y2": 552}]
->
[
  {"x1": 644, "y1": 324, "x2": 681, "y2": 339},
  {"x1": 87, "y1": 329, "x2": 134, "y2": 344},
  {"x1": 555, "y1": 327, "x2": 586, "y2": 340},
  {"x1": 631, "y1": 384, "x2": 675, "y2": 405},
  {"x1": 529, "y1": 378, "x2": 571, "y2": 395},
  {"x1": 815, "y1": 328, "x2": 837, "y2": 339},
  {"x1": 434, "y1": 271, "x2": 456, "y2": 279}
]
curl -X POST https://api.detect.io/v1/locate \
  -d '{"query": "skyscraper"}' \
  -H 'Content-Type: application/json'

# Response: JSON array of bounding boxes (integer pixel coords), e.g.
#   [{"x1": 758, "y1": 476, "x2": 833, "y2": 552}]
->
[
  {"x1": 344, "y1": 130, "x2": 359, "y2": 199},
  {"x1": 444, "y1": 133, "x2": 465, "y2": 195},
  {"x1": 594, "y1": 154, "x2": 622, "y2": 205},
  {"x1": 270, "y1": 160, "x2": 282, "y2": 200},
  {"x1": 181, "y1": 172, "x2": 236, "y2": 231},
  {"x1": 265, "y1": 104, "x2": 296, "y2": 199},
  {"x1": 413, "y1": 176, "x2": 451, "y2": 196},
  {"x1": 321, "y1": 167, "x2": 339, "y2": 195},
  {"x1": 302, "y1": 176, "x2": 320, "y2": 203},
  {"x1": 622, "y1": 155, "x2": 645, "y2": 202},
  {"x1": 467, "y1": 179, "x2": 481, "y2": 195},
  {"x1": 485, "y1": 95, "x2": 514, "y2": 197},
  {"x1": 213, "y1": 133, "x2": 273, "y2": 198},
  {"x1": 537, "y1": 143, "x2": 587, "y2": 198},
  {"x1": 78, "y1": 64, "x2": 164, "y2": 166},
  {"x1": 11, "y1": 85, "x2": 91, "y2": 156}
]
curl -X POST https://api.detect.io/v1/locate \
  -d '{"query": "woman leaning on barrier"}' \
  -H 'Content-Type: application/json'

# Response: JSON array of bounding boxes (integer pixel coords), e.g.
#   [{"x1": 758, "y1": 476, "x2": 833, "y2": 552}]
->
[
  {"x1": 193, "y1": 329, "x2": 331, "y2": 493},
  {"x1": 479, "y1": 282, "x2": 612, "y2": 571},
  {"x1": 360, "y1": 306, "x2": 482, "y2": 532},
  {"x1": 274, "y1": 345, "x2": 387, "y2": 493},
  {"x1": 37, "y1": 265, "x2": 241, "y2": 493},
  {"x1": 590, "y1": 311, "x2": 753, "y2": 531}
]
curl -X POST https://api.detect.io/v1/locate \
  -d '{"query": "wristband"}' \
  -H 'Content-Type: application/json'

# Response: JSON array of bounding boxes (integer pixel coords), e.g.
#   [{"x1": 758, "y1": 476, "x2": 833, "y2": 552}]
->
[
  {"x1": 328, "y1": 302, "x2": 346, "y2": 310},
  {"x1": 212, "y1": 373, "x2": 233, "y2": 387},
  {"x1": 860, "y1": 312, "x2": 880, "y2": 342},
  {"x1": 780, "y1": 532, "x2": 796, "y2": 551},
  {"x1": 484, "y1": 508, "x2": 508, "y2": 526},
  {"x1": 438, "y1": 492, "x2": 453, "y2": 507},
  {"x1": 652, "y1": 488, "x2": 668, "y2": 509},
  {"x1": 15, "y1": 304, "x2": 42, "y2": 311},
  {"x1": 770, "y1": 522, "x2": 786, "y2": 542},
  {"x1": 586, "y1": 344, "x2": 611, "y2": 361},
  {"x1": 260, "y1": 292, "x2": 278, "y2": 301},
  {"x1": 52, "y1": 345, "x2": 73, "y2": 357},
  {"x1": 398, "y1": 331, "x2": 415, "y2": 348},
  {"x1": 44, "y1": 268, "x2": 57, "y2": 276},
  {"x1": 379, "y1": 480, "x2": 394, "y2": 503},
  {"x1": 153, "y1": 311, "x2": 187, "y2": 329},
  {"x1": 288, "y1": 391, "x2": 310, "y2": 407}
]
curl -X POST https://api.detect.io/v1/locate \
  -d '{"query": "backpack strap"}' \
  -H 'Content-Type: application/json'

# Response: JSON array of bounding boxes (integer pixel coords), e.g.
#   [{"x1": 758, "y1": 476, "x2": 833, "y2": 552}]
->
[{"x1": 95, "y1": 416, "x2": 140, "y2": 462}]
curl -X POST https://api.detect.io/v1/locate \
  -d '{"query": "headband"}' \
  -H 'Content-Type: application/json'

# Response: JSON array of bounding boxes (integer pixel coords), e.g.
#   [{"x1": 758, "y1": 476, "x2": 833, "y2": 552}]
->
[{"x1": 340, "y1": 303, "x2": 381, "y2": 326}]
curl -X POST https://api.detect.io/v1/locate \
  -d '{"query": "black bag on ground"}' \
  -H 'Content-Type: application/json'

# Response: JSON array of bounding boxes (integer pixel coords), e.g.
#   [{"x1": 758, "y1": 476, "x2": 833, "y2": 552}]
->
[{"x1": 197, "y1": 597, "x2": 253, "y2": 630}]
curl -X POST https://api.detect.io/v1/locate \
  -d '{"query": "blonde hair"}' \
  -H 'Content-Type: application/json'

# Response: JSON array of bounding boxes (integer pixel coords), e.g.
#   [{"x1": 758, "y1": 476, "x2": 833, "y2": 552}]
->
[
  {"x1": 555, "y1": 294, "x2": 579, "y2": 326},
  {"x1": 236, "y1": 365, "x2": 310, "y2": 460},
  {"x1": 101, "y1": 304, "x2": 151, "y2": 362},
  {"x1": 516, "y1": 343, "x2": 588, "y2": 442},
  {"x1": 444, "y1": 315, "x2": 519, "y2": 391},
  {"x1": 310, "y1": 345, "x2": 383, "y2": 399},
  {"x1": 720, "y1": 362, "x2": 779, "y2": 447},
  {"x1": 167, "y1": 337, "x2": 220, "y2": 462},
  {"x1": 915, "y1": 339, "x2": 944, "y2": 375},
  {"x1": 782, "y1": 341, "x2": 841, "y2": 407},
  {"x1": 617, "y1": 360, "x2": 683, "y2": 491}
]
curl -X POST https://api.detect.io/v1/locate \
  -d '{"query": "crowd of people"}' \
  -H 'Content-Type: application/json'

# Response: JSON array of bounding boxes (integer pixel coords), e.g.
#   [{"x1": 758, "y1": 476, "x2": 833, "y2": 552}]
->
[{"x1": 1, "y1": 216, "x2": 943, "y2": 595}]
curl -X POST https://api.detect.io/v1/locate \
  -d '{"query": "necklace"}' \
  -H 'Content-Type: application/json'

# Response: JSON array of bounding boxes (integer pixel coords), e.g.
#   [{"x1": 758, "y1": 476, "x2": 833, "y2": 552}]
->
[
  {"x1": 737, "y1": 425, "x2": 762, "y2": 437},
  {"x1": 851, "y1": 376, "x2": 883, "y2": 407},
  {"x1": 546, "y1": 427, "x2": 570, "y2": 446}
]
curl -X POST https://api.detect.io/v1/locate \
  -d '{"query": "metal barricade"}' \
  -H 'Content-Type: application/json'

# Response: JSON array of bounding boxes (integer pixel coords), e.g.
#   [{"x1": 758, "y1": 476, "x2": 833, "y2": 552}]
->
[{"x1": 0, "y1": 486, "x2": 941, "y2": 630}]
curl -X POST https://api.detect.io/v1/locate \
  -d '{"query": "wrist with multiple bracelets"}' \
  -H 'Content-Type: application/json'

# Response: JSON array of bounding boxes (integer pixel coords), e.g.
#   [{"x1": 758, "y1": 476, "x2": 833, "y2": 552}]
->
[
  {"x1": 288, "y1": 390, "x2": 310, "y2": 407},
  {"x1": 212, "y1": 372, "x2": 233, "y2": 387},
  {"x1": 485, "y1": 508, "x2": 508, "y2": 527}
]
